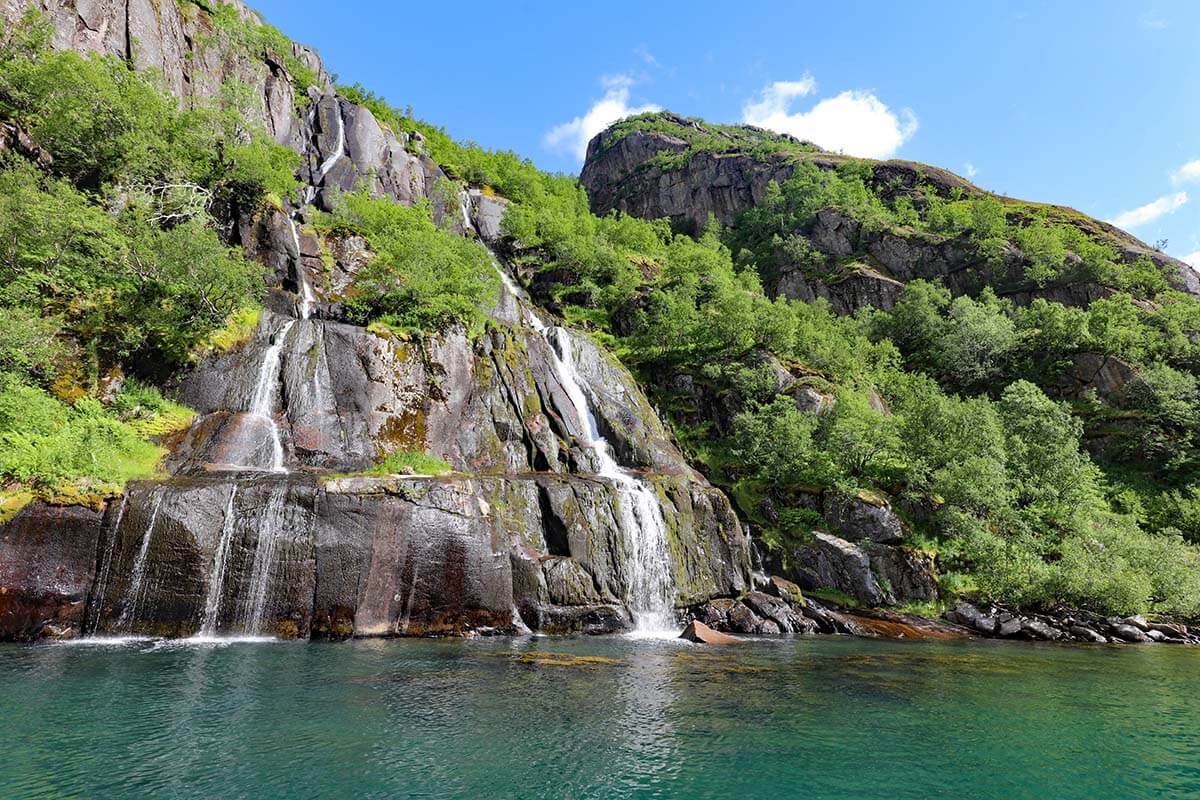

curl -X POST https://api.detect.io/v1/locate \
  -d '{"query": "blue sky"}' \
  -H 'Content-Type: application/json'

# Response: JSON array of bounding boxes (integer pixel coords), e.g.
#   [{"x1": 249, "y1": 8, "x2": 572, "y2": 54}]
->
[{"x1": 252, "y1": 0, "x2": 1200, "y2": 265}]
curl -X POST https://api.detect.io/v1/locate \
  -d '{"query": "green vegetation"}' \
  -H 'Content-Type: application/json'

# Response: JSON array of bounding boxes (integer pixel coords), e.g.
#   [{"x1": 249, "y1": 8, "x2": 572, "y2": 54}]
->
[
  {"x1": 601, "y1": 111, "x2": 821, "y2": 169},
  {"x1": 375, "y1": 105, "x2": 1200, "y2": 617},
  {"x1": 364, "y1": 449, "x2": 453, "y2": 477},
  {"x1": 0, "y1": 378, "x2": 188, "y2": 503},
  {"x1": 8, "y1": 1, "x2": 1199, "y2": 620},
  {"x1": 0, "y1": 9, "x2": 295, "y2": 500},
  {"x1": 317, "y1": 191, "x2": 498, "y2": 335},
  {"x1": 205, "y1": 2, "x2": 320, "y2": 103}
]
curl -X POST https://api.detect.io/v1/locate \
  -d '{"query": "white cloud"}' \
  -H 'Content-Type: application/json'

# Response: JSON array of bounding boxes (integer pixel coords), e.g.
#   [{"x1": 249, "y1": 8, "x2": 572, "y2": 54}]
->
[
  {"x1": 1107, "y1": 192, "x2": 1188, "y2": 229},
  {"x1": 1138, "y1": 11, "x2": 1167, "y2": 30},
  {"x1": 1183, "y1": 251, "x2": 1200, "y2": 269},
  {"x1": 1171, "y1": 160, "x2": 1200, "y2": 185},
  {"x1": 964, "y1": 162, "x2": 978, "y2": 178},
  {"x1": 544, "y1": 75, "x2": 659, "y2": 162},
  {"x1": 635, "y1": 46, "x2": 659, "y2": 68},
  {"x1": 742, "y1": 78, "x2": 917, "y2": 159}
]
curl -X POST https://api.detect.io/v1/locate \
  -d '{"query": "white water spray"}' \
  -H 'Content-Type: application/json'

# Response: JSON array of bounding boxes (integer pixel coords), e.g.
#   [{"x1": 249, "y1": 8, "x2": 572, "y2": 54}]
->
[
  {"x1": 244, "y1": 319, "x2": 295, "y2": 473},
  {"x1": 241, "y1": 486, "x2": 288, "y2": 635},
  {"x1": 198, "y1": 487, "x2": 238, "y2": 637},
  {"x1": 315, "y1": 100, "x2": 344, "y2": 182},
  {"x1": 287, "y1": 217, "x2": 316, "y2": 320},
  {"x1": 86, "y1": 495, "x2": 127, "y2": 634},
  {"x1": 117, "y1": 490, "x2": 164, "y2": 630}
]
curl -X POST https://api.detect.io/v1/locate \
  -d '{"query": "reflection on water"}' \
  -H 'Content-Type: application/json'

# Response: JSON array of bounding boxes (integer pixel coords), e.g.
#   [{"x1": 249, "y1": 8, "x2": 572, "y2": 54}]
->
[{"x1": 3, "y1": 636, "x2": 1200, "y2": 799}]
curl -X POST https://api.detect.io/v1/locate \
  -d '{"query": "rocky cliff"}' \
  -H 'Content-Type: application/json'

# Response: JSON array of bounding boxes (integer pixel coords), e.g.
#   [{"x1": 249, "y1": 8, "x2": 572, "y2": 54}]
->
[
  {"x1": 581, "y1": 112, "x2": 1199, "y2": 314},
  {"x1": 0, "y1": 0, "x2": 752, "y2": 641}
]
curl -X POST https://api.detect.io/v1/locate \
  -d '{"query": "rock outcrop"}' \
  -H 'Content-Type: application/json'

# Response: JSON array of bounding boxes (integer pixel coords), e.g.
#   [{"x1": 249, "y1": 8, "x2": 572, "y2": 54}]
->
[
  {"x1": 0, "y1": 504, "x2": 106, "y2": 641},
  {"x1": 580, "y1": 116, "x2": 1200, "y2": 313},
  {"x1": 2, "y1": 0, "x2": 328, "y2": 148}
]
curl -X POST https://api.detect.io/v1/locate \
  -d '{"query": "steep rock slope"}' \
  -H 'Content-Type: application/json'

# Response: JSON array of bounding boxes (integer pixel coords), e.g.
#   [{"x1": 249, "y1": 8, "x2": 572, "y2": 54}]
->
[
  {"x1": 0, "y1": 1, "x2": 751, "y2": 641},
  {"x1": 581, "y1": 112, "x2": 1199, "y2": 314}
]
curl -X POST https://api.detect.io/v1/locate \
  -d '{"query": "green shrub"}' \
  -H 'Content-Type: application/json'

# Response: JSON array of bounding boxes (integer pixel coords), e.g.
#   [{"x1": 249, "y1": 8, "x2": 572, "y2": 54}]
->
[
  {"x1": 321, "y1": 192, "x2": 497, "y2": 334},
  {"x1": 0, "y1": 378, "x2": 168, "y2": 495},
  {"x1": 367, "y1": 449, "x2": 453, "y2": 476}
]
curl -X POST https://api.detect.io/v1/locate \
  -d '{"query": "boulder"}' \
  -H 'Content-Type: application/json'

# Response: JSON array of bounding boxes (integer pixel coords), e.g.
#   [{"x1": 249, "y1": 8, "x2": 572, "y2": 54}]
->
[
  {"x1": 1020, "y1": 619, "x2": 1064, "y2": 641},
  {"x1": 997, "y1": 618, "x2": 1024, "y2": 638},
  {"x1": 742, "y1": 591, "x2": 814, "y2": 634},
  {"x1": 945, "y1": 601, "x2": 997, "y2": 635},
  {"x1": 789, "y1": 532, "x2": 886, "y2": 607},
  {"x1": 865, "y1": 544, "x2": 938, "y2": 602},
  {"x1": 823, "y1": 493, "x2": 905, "y2": 545},
  {"x1": 1111, "y1": 624, "x2": 1151, "y2": 643},
  {"x1": 766, "y1": 575, "x2": 806, "y2": 605},
  {"x1": 1069, "y1": 625, "x2": 1108, "y2": 643},
  {"x1": 1147, "y1": 621, "x2": 1188, "y2": 640},
  {"x1": 726, "y1": 601, "x2": 764, "y2": 634},
  {"x1": 680, "y1": 620, "x2": 740, "y2": 645},
  {"x1": 0, "y1": 502, "x2": 107, "y2": 641}
]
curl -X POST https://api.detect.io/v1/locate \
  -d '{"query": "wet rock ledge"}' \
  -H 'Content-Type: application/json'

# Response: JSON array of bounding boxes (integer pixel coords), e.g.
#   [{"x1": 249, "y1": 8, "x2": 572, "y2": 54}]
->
[{"x1": 0, "y1": 472, "x2": 751, "y2": 642}]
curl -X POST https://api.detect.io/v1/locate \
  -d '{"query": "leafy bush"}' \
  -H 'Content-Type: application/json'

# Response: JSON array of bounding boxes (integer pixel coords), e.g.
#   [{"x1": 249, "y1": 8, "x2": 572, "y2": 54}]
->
[
  {"x1": 321, "y1": 192, "x2": 497, "y2": 334},
  {"x1": 0, "y1": 378, "x2": 169, "y2": 495}
]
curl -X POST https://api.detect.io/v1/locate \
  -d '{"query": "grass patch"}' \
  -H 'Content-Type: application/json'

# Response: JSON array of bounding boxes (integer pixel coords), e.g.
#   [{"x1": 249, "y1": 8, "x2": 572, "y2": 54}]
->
[{"x1": 363, "y1": 449, "x2": 453, "y2": 477}]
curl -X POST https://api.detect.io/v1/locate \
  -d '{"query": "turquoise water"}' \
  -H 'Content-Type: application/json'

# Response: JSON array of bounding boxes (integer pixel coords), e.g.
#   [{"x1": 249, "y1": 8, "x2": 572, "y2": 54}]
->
[{"x1": 2, "y1": 636, "x2": 1199, "y2": 799}]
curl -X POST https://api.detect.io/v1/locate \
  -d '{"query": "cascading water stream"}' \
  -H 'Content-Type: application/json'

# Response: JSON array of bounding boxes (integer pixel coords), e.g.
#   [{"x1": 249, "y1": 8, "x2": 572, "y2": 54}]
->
[
  {"x1": 288, "y1": 216, "x2": 316, "y2": 321},
  {"x1": 198, "y1": 487, "x2": 238, "y2": 637},
  {"x1": 241, "y1": 319, "x2": 295, "y2": 473},
  {"x1": 483, "y1": 245, "x2": 676, "y2": 633},
  {"x1": 117, "y1": 490, "x2": 164, "y2": 631},
  {"x1": 86, "y1": 495, "x2": 126, "y2": 634},
  {"x1": 241, "y1": 485, "x2": 288, "y2": 635},
  {"x1": 316, "y1": 99, "x2": 345, "y2": 182}
]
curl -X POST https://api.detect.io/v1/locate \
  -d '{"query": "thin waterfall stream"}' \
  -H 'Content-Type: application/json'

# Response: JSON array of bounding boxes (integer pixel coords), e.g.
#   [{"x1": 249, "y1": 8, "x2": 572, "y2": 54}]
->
[
  {"x1": 197, "y1": 487, "x2": 238, "y2": 637},
  {"x1": 479, "y1": 227, "x2": 677, "y2": 633},
  {"x1": 116, "y1": 490, "x2": 164, "y2": 631}
]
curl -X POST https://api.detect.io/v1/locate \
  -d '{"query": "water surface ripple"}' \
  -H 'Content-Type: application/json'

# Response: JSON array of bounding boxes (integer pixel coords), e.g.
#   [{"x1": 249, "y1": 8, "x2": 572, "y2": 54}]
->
[{"x1": 2, "y1": 637, "x2": 1199, "y2": 798}]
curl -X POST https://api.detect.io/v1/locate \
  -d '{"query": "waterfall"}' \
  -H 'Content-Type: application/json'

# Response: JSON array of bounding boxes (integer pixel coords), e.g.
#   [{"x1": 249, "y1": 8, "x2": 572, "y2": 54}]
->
[
  {"x1": 85, "y1": 495, "x2": 126, "y2": 634},
  {"x1": 459, "y1": 190, "x2": 474, "y2": 234},
  {"x1": 240, "y1": 485, "x2": 288, "y2": 635},
  {"x1": 242, "y1": 319, "x2": 295, "y2": 473},
  {"x1": 548, "y1": 328, "x2": 676, "y2": 634},
  {"x1": 198, "y1": 487, "x2": 238, "y2": 637},
  {"x1": 287, "y1": 217, "x2": 316, "y2": 321},
  {"x1": 117, "y1": 490, "x2": 164, "y2": 631},
  {"x1": 487, "y1": 254, "x2": 676, "y2": 633},
  {"x1": 316, "y1": 99, "x2": 344, "y2": 182}
]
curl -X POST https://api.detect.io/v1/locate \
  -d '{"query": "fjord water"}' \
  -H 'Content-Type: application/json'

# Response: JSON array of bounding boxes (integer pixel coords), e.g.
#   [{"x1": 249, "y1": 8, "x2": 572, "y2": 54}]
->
[{"x1": 3, "y1": 638, "x2": 1198, "y2": 799}]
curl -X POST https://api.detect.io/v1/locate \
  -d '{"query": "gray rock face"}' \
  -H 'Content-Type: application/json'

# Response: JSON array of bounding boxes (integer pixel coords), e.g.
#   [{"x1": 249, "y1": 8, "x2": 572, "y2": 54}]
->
[
  {"x1": 823, "y1": 493, "x2": 906, "y2": 545},
  {"x1": 866, "y1": 544, "x2": 937, "y2": 602},
  {"x1": 66, "y1": 474, "x2": 749, "y2": 639},
  {"x1": 1048, "y1": 353, "x2": 1139, "y2": 402},
  {"x1": 789, "y1": 532, "x2": 886, "y2": 607},
  {"x1": 2, "y1": 0, "x2": 328, "y2": 147},
  {"x1": 0, "y1": 503, "x2": 105, "y2": 641},
  {"x1": 0, "y1": 1, "x2": 759, "y2": 641},
  {"x1": 581, "y1": 122, "x2": 1199, "y2": 311}
]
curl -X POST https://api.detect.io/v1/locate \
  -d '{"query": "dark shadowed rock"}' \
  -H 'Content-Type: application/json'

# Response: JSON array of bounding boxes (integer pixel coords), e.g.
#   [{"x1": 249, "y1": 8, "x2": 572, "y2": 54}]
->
[
  {"x1": 1111, "y1": 624, "x2": 1151, "y2": 643},
  {"x1": 789, "y1": 532, "x2": 886, "y2": 607},
  {"x1": 865, "y1": 544, "x2": 938, "y2": 602},
  {"x1": 743, "y1": 591, "x2": 810, "y2": 634},
  {"x1": 0, "y1": 503, "x2": 105, "y2": 641},
  {"x1": 1070, "y1": 625, "x2": 1108, "y2": 643},
  {"x1": 823, "y1": 493, "x2": 905, "y2": 545}
]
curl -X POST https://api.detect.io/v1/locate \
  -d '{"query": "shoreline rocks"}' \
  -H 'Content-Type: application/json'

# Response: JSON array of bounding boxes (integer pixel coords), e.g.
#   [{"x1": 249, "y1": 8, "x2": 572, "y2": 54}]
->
[{"x1": 944, "y1": 601, "x2": 1198, "y2": 645}]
